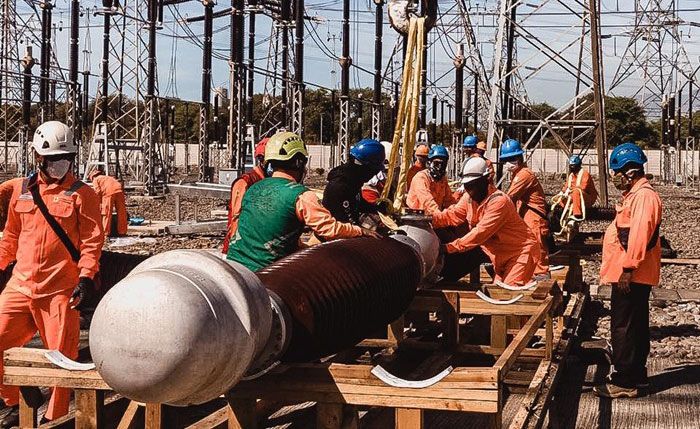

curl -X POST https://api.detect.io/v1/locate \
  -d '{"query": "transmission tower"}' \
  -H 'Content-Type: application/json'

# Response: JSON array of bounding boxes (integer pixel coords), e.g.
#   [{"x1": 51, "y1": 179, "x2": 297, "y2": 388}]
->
[
  {"x1": 86, "y1": 0, "x2": 165, "y2": 194},
  {"x1": 609, "y1": 0, "x2": 695, "y2": 118}
]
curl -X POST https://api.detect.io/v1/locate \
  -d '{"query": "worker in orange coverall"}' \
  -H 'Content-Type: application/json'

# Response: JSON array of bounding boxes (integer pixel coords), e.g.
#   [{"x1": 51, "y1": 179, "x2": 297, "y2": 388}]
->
[
  {"x1": 88, "y1": 167, "x2": 128, "y2": 239},
  {"x1": 560, "y1": 155, "x2": 598, "y2": 219},
  {"x1": 499, "y1": 139, "x2": 550, "y2": 277},
  {"x1": 594, "y1": 143, "x2": 661, "y2": 399},
  {"x1": 432, "y1": 157, "x2": 539, "y2": 286},
  {"x1": 406, "y1": 143, "x2": 429, "y2": 191},
  {"x1": 0, "y1": 121, "x2": 103, "y2": 427},
  {"x1": 406, "y1": 145, "x2": 456, "y2": 215},
  {"x1": 0, "y1": 178, "x2": 23, "y2": 231},
  {"x1": 222, "y1": 138, "x2": 269, "y2": 254}
]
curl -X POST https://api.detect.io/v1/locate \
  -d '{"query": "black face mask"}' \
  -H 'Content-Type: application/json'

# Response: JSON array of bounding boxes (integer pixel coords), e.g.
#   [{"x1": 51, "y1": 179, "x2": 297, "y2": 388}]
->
[
  {"x1": 465, "y1": 178, "x2": 489, "y2": 203},
  {"x1": 569, "y1": 164, "x2": 581, "y2": 174},
  {"x1": 429, "y1": 159, "x2": 447, "y2": 181}
]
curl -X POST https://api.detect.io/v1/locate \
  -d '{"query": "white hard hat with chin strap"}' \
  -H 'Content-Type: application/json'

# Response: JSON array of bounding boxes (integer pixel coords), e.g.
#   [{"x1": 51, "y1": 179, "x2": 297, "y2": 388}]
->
[
  {"x1": 32, "y1": 121, "x2": 77, "y2": 156},
  {"x1": 460, "y1": 157, "x2": 490, "y2": 185}
]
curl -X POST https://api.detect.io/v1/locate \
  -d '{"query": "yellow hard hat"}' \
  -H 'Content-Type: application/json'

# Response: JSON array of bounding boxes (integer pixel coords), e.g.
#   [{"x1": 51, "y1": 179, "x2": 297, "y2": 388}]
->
[
  {"x1": 477, "y1": 141, "x2": 487, "y2": 151},
  {"x1": 264, "y1": 131, "x2": 308, "y2": 162}
]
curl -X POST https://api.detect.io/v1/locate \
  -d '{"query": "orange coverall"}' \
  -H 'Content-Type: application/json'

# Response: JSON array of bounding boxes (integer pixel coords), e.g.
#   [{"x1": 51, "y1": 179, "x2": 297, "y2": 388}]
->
[
  {"x1": 507, "y1": 166, "x2": 550, "y2": 275},
  {"x1": 432, "y1": 190, "x2": 539, "y2": 286},
  {"x1": 0, "y1": 173, "x2": 102, "y2": 420},
  {"x1": 91, "y1": 174, "x2": 128, "y2": 238},
  {"x1": 222, "y1": 166, "x2": 265, "y2": 254},
  {"x1": 406, "y1": 169, "x2": 457, "y2": 215},
  {"x1": 560, "y1": 170, "x2": 598, "y2": 217},
  {"x1": 600, "y1": 177, "x2": 662, "y2": 287},
  {"x1": 406, "y1": 161, "x2": 425, "y2": 192},
  {"x1": 0, "y1": 178, "x2": 23, "y2": 231}
]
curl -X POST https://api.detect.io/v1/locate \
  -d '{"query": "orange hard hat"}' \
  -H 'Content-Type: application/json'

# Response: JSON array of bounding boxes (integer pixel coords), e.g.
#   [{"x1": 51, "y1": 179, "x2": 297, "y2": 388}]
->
[
  {"x1": 415, "y1": 144, "x2": 429, "y2": 156},
  {"x1": 254, "y1": 138, "x2": 269, "y2": 159},
  {"x1": 477, "y1": 141, "x2": 487, "y2": 151}
]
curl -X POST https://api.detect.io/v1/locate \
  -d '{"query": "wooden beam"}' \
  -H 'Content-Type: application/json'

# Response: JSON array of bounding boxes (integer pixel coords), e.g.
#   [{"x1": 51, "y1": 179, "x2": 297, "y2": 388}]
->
[
  {"x1": 144, "y1": 403, "x2": 163, "y2": 429},
  {"x1": 494, "y1": 298, "x2": 552, "y2": 378},
  {"x1": 226, "y1": 397, "x2": 257, "y2": 429},
  {"x1": 19, "y1": 388, "x2": 38, "y2": 429},
  {"x1": 75, "y1": 389, "x2": 104, "y2": 429},
  {"x1": 395, "y1": 408, "x2": 423, "y2": 429},
  {"x1": 116, "y1": 401, "x2": 141, "y2": 429}
]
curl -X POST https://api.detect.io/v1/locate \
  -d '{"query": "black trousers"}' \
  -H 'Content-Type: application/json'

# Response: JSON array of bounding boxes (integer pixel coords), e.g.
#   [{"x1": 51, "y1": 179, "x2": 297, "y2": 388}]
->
[
  {"x1": 610, "y1": 282, "x2": 651, "y2": 388},
  {"x1": 435, "y1": 226, "x2": 489, "y2": 281}
]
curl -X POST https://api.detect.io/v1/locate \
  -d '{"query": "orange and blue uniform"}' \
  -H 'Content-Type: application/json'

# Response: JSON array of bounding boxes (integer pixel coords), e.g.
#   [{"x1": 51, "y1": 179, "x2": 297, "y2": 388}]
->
[{"x1": 0, "y1": 172, "x2": 103, "y2": 420}]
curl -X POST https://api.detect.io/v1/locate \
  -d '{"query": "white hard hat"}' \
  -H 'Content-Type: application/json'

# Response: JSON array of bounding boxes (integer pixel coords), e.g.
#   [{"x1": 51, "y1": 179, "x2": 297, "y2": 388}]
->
[
  {"x1": 460, "y1": 157, "x2": 490, "y2": 184},
  {"x1": 32, "y1": 121, "x2": 77, "y2": 156}
]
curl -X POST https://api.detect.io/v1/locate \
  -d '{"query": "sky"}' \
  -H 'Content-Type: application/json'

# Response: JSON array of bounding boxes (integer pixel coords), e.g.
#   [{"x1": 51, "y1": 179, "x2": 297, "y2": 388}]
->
[{"x1": 10, "y1": 0, "x2": 700, "y2": 118}]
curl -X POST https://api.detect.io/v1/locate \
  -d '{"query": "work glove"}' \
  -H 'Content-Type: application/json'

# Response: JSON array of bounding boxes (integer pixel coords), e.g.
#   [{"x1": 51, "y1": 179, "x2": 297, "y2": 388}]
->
[{"x1": 70, "y1": 277, "x2": 95, "y2": 312}]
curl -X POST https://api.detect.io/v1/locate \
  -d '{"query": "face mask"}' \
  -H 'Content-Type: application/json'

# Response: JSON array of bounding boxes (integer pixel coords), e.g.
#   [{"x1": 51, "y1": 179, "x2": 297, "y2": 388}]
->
[
  {"x1": 44, "y1": 159, "x2": 72, "y2": 179},
  {"x1": 429, "y1": 162, "x2": 447, "y2": 181},
  {"x1": 504, "y1": 162, "x2": 518, "y2": 172},
  {"x1": 265, "y1": 163, "x2": 274, "y2": 177}
]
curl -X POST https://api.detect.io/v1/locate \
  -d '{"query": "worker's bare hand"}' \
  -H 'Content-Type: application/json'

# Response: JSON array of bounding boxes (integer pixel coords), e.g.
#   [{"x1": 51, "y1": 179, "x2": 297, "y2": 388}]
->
[
  {"x1": 360, "y1": 228, "x2": 382, "y2": 239},
  {"x1": 616, "y1": 271, "x2": 633, "y2": 294}
]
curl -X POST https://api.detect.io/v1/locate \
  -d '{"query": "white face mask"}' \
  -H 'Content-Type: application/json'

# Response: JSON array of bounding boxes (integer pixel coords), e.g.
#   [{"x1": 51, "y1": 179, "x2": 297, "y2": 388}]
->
[
  {"x1": 45, "y1": 159, "x2": 72, "y2": 179},
  {"x1": 504, "y1": 162, "x2": 518, "y2": 172}
]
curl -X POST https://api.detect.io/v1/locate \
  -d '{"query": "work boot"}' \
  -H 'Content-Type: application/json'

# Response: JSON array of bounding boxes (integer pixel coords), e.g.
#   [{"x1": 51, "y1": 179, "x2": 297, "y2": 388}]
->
[
  {"x1": 593, "y1": 382, "x2": 638, "y2": 398},
  {"x1": 0, "y1": 405, "x2": 19, "y2": 429}
]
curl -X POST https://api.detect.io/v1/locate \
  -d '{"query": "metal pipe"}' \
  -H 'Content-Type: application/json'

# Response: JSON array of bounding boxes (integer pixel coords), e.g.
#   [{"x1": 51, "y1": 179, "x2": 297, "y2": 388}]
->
[
  {"x1": 199, "y1": 0, "x2": 214, "y2": 181},
  {"x1": 339, "y1": 0, "x2": 351, "y2": 156},
  {"x1": 90, "y1": 225, "x2": 439, "y2": 406}
]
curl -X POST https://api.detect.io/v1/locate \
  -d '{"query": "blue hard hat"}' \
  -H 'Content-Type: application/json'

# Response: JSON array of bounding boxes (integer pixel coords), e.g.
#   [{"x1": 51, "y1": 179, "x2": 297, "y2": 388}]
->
[
  {"x1": 428, "y1": 144, "x2": 449, "y2": 160},
  {"x1": 609, "y1": 142, "x2": 647, "y2": 172},
  {"x1": 499, "y1": 139, "x2": 524, "y2": 160},
  {"x1": 463, "y1": 135, "x2": 478, "y2": 148},
  {"x1": 569, "y1": 155, "x2": 582, "y2": 166},
  {"x1": 350, "y1": 138, "x2": 385, "y2": 167}
]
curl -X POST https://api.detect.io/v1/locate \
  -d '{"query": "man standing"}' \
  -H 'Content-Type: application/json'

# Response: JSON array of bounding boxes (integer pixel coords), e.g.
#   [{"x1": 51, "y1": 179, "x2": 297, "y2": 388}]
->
[
  {"x1": 228, "y1": 132, "x2": 378, "y2": 272},
  {"x1": 89, "y1": 167, "x2": 128, "y2": 239},
  {"x1": 558, "y1": 155, "x2": 598, "y2": 220},
  {"x1": 406, "y1": 145, "x2": 456, "y2": 215},
  {"x1": 222, "y1": 138, "x2": 269, "y2": 254},
  {"x1": 499, "y1": 139, "x2": 550, "y2": 277},
  {"x1": 432, "y1": 157, "x2": 539, "y2": 286},
  {"x1": 595, "y1": 143, "x2": 661, "y2": 399},
  {"x1": 322, "y1": 138, "x2": 385, "y2": 224},
  {"x1": 0, "y1": 121, "x2": 103, "y2": 426}
]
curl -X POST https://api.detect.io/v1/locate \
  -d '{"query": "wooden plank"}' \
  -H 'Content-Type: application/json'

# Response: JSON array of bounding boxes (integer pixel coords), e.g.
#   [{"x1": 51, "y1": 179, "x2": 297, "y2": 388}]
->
[
  {"x1": 75, "y1": 389, "x2": 104, "y2": 429},
  {"x1": 545, "y1": 315, "x2": 554, "y2": 361},
  {"x1": 231, "y1": 381, "x2": 499, "y2": 401},
  {"x1": 395, "y1": 408, "x2": 423, "y2": 429},
  {"x1": 3, "y1": 366, "x2": 110, "y2": 390},
  {"x1": 226, "y1": 398, "x2": 257, "y2": 429},
  {"x1": 388, "y1": 316, "x2": 405, "y2": 344},
  {"x1": 165, "y1": 220, "x2": 227, "y2": 235},
  {"x1": 317, "y1": 403, "x2": 343, "y2": 429},
  {"x1": 661, "y1": 257, "x2": 700, "y2": 266},
  {"x1": 678, "y1": 289, "x2": 700, "y2": 301},
  {"x1": 116, "y1": 401, "x2": 141, "y2": 429},
  {"x1": 19, "y1": 388, "x2": 38, "y2": 429},
  {"x1": 494, "y1": 298, "x2": 552, "y2": 378},
  {"x1": 442, "y1": 291, "x2": 460, "y2": 347},
  {"x1": 650, "y1": 288, "x2": 681, "y2": 301},
  {"x1": 491, "y1": 316, "x2": 507, "y2": 349},
  {"x1": 227, "y1": 389, "x2": 499, "y2": 413},
  {"x1": 144, "y1": 403, "x2": 162, "y2": 429}
]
